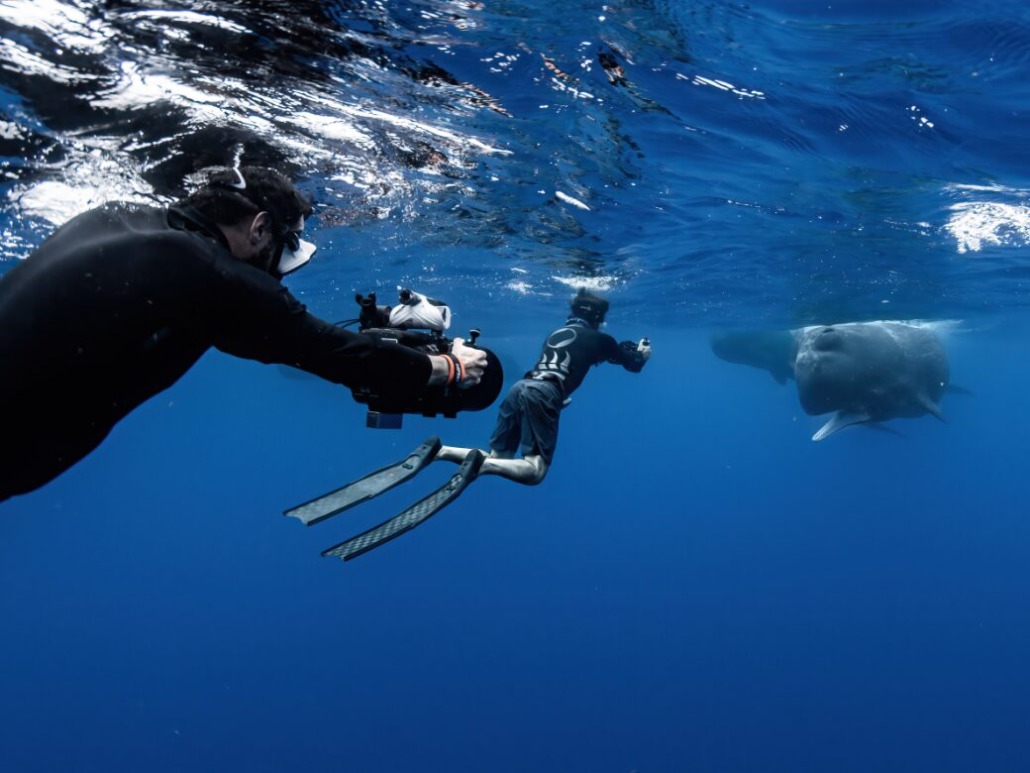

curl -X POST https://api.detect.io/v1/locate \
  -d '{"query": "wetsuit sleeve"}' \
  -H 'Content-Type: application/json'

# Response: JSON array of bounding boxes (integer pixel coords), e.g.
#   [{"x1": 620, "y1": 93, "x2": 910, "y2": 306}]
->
[
  {"x1": 206, "y1": 266, "x2": 432, "y2": 394},
  {"x1": 604, "y1": 334, "x2": 647, "y2": 373}
]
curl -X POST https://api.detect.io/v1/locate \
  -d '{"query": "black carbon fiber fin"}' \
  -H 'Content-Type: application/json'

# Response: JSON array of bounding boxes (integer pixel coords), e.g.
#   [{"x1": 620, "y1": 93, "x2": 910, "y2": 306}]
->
[
  {"x1": 321, "y1": 449, "x2": 484, "y2": 561},
  {"x1": 284, "y1": 437, "x2": 442, "y2": 526}
]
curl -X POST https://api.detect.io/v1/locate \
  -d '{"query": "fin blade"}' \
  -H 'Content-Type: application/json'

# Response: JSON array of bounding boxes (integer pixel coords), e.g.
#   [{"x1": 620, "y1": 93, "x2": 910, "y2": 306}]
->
[
  {"x1": 812, "y1": 411, "x2": 870, "y2": 441},
  {"x1": 322, "y1": 450, "x2": 484, "y2": 562},
  {"x1": 284, "y1": 437, "x2": 441, "y2": 526}
]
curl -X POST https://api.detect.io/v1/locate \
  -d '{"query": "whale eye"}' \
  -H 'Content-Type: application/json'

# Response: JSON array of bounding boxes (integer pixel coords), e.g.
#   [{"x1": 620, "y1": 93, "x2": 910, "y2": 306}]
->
[{"x1": 813, "y1": 326, "x2": 842, "y2": 351}]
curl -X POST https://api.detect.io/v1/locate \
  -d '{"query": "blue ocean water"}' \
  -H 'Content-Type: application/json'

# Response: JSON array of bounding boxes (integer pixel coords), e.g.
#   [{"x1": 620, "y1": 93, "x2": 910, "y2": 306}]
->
[{"x1": 2, "y1": 1, "x2": 1030, "y2": 771}]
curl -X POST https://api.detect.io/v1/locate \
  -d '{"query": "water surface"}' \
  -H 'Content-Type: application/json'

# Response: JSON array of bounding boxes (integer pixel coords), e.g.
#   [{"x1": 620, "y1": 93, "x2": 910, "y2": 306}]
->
[{"x1": 2, "y1": 2, "x2": 1030, "y2": 771}]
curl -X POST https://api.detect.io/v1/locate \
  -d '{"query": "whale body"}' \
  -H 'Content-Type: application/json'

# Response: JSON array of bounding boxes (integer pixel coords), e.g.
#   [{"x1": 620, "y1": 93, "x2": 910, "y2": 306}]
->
[{"x1": 711, "y1": 321, "x2": 951, "y2": 441}]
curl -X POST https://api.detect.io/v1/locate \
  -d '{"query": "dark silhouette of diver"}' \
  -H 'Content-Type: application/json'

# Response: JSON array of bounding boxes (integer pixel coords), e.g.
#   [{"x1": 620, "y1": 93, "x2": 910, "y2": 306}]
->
[
  {"x1": 435, "y1": 289, "x2": 652, "y2": 483},
  {"x1": 0, "y1": 165, "x2": 486, "y2": 503}
]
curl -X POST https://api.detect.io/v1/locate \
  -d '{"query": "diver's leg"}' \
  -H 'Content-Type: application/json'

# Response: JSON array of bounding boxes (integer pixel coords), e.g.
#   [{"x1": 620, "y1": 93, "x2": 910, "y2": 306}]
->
[
  {"x1": 483, "y1": 380, "x2": 558, "y2": 486},
  {"x1": 437, "y1": 444, "x2": 480, "y2": 463},
  {"x1": 438, "y1": 381, "x2": 523, "y2": 464},
  {"x1": 480, "y1": 454, "x2": 549, "y2": 485},
  {"x1": 438, "y1": 444, "x2": 518, "y2": 463}
]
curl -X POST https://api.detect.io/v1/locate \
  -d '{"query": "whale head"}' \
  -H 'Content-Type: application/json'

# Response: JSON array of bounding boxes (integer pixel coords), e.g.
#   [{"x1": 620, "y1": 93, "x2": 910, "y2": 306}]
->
[{"x1": 793, "y1": 322, "x2": 949, "y2": 440}]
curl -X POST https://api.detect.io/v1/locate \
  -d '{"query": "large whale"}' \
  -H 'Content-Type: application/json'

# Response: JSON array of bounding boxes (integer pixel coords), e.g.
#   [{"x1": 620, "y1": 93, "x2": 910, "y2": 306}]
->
[{"x1": 711, "y1": 321, "x2": 952, "y2": 441}]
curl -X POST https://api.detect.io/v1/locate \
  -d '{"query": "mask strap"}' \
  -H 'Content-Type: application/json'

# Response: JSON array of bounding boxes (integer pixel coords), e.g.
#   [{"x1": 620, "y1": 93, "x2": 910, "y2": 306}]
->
[{"x1": 227, "y1": 146, "x2": 247, "y2": 189}]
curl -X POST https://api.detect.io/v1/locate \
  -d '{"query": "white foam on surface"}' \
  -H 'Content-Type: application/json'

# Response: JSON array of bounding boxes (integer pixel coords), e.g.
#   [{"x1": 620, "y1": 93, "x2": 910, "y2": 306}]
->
[{"x1": 945, "y1": 201, "x2": 1030, "y2": 254}]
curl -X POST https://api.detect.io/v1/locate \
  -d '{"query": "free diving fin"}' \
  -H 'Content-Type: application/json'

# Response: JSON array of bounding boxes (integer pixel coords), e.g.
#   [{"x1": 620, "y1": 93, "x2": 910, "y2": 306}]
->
[
  {"x1": 284, "y1": 436, "x2": 442, "y2": 526},
  {"x1": 322, "y1": 450, "x2": 484, "y2": 562}
]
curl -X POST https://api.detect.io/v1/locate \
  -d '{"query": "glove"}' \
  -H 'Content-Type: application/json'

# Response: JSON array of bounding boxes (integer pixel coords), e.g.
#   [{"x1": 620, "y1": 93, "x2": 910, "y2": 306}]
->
[{"x1": 636, "y1": 338, "x2": 652, "y2": 362}]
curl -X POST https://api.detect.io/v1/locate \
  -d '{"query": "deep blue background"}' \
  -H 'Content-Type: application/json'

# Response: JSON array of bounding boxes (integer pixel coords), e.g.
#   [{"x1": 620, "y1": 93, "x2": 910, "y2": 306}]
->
[
  {"x1": 4, "y1": 323, "x2": 1030, "y2": 772},
  {"x1": 3, "y1": 0, "x2": 1030, "y2": 770}
]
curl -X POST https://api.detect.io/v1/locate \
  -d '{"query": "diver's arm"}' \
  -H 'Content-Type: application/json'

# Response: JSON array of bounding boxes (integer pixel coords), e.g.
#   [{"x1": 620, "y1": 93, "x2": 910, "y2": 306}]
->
[
  {"x1": 206, "y1": 268, "x2": 434, "y2": 392},
  {"x1": 208, "y1": 266, "x2": 484, "y2": 390},
  {"x1": 605, "y1": 334, "x2": 651, "y2": 372}
]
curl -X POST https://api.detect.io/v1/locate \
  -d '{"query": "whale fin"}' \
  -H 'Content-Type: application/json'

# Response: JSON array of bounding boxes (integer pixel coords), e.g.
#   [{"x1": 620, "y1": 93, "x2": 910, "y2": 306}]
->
[
  {"x1": 919, "y1": 395, "x2": 946, "y2": 422},
  {"x1": 863, "y1": 422, "x2": 908, "y2": 439},
  {"x1": 769, "y1": 362, "x2": 794, "y2": 385},
  {"x1": 812, "y1": 411, "x2": 870, "y2": 441}
]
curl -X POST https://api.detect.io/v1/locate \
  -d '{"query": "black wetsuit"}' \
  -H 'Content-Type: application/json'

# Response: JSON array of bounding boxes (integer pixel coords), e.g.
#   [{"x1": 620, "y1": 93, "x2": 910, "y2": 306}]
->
[
  {"x1": 489, "y1": 319, "x2": 646, "y2": 464},
  {"x1": 0, "y1": 203, "x2": 431, "y2": 501}
]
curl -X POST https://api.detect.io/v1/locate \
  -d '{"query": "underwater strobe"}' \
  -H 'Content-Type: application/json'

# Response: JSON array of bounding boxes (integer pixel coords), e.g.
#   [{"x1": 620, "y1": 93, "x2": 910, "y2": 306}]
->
[{"x1": 347, "y1": 289, "x2": 503, "y2": 429}]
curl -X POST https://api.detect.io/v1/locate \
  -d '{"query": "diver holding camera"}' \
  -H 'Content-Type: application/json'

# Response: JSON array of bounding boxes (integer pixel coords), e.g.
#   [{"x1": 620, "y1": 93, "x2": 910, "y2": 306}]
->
[
  {"x1": 287, "y1": 289, "x2": 651, "y2": 562},
  {"x1": 0, "y1": 165, "x2": 489, "y2": 503}
]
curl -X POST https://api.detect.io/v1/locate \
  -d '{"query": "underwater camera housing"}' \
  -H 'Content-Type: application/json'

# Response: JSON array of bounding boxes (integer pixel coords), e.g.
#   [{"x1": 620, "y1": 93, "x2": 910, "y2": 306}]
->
[{"x1": 349, "y1": 289, "x2": 504, "y2": 429}]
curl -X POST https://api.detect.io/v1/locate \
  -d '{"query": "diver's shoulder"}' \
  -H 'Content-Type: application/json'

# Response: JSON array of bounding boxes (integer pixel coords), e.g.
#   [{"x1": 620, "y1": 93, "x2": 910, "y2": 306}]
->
[
  {"x1": 586, "y1": 326, "x2": 618, "y2": 344},
  {"x1": 72, "y1": 200, "x2": 166, "y2": 224}
]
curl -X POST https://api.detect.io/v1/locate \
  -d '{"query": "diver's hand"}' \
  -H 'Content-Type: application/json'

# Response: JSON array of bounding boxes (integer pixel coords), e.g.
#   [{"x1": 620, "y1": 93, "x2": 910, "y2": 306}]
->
[
  {"x1": 450, "y1": 337, "x2": 486, "y2": 389},
  {"x1": 427, "y1": 338, "x2": 486, "y2": 388}
]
